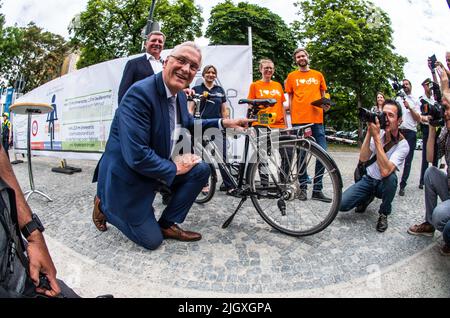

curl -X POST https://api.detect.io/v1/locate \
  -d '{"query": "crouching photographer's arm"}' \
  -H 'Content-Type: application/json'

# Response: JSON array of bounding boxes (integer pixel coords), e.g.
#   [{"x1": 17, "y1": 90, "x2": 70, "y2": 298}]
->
[
  {"x1": 426, "y1": 124, "x2": 437, "y2": 164},
  {"x1": 369, "y1": 120, "x2": 396, "y2": 178},
  {"x1": 359, "y1": 126, "x2": 373, "y2": 163},
  {"x1": 0, "y1": 145, "x2": 60, "y2": 297}
]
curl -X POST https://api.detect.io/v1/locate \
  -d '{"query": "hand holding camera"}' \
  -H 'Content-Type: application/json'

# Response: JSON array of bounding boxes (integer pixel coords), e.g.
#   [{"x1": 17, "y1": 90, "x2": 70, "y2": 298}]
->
[{"x1": 367, "y1": 118, "x2": 381, "y2": 138}]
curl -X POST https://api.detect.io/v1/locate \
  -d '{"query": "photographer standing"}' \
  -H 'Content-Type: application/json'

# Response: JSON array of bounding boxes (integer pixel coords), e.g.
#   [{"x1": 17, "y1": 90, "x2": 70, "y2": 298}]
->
[
  {"x1": 408, "y1": 65, "x2": 450, "y2": 256},
  {"x1": 339, "y1": 100, "x2": 409, "y2": 232},
  {"x1": 396, "y1": 79, "x2": 421, "y2": 196}
]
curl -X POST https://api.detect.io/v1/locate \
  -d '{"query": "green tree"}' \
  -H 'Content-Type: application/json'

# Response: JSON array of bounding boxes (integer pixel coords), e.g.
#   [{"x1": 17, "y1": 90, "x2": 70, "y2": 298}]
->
[
  {"x1": 0, "y1": 23, "x2": 69, "y2": 93},
  {"x1": 206, "y1": 0, "x2": 296, "y2": 84},
  {"x1": 69, "y1": 0, "x2": 203, "y2": 69},
  {"x1": 292, "y1": 0, "x2": 407, "y2": 135}
]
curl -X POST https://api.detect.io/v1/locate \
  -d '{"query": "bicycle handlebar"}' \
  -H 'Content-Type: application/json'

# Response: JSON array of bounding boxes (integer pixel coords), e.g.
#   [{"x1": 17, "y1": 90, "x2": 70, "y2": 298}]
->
[
  {"x1": 187, "y1": 91, "x2": 224, "y2": 101},
  {"x1": 238, "y1": 98, "x2": 276, "y2": 107}
]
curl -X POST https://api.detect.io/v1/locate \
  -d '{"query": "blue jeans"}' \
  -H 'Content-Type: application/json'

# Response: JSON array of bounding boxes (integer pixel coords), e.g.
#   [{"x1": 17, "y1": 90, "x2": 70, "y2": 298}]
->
[
  {"x1": 424, "y1": 166, "x2": 450, "y2": 231},
  {"x1": 339, "y1": 173, "x2": 398, "y2": 215},
  {"x1": 294, "y1": 123, "x2": 327, "y2": 192},
  {"x1": 102, "y1": 162, "x2": 210, "y2": 250},
  {"x1": 399, "y1": 129, "x2": 416, "y2": 189},
  {"x1": 443, "y1": 221, "x2": 450, "y2": 246}
]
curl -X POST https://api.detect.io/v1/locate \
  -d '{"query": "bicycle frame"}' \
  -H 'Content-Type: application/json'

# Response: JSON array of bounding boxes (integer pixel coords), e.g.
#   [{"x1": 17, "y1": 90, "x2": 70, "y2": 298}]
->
[{"x1": 195, "y1": 124, "x2": 315, "y2": 197}]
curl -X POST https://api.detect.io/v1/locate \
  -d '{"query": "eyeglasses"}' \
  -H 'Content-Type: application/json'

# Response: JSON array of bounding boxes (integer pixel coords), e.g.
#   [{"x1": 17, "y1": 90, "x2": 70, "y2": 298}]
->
[{"x1": 169, "y1": 55, "x2": 200, "y2": 73}]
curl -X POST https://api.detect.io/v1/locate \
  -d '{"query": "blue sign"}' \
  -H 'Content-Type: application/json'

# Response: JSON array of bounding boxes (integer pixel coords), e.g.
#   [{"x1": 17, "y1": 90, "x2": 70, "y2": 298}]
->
[{"x1": 4, "y1": 88, "x2": 14, "y2": 114}]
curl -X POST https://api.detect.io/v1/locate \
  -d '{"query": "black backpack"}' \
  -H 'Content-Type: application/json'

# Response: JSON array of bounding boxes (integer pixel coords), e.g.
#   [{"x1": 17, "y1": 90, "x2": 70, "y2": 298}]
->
[{"x1": 0, "y1": 178, "x2": 37, "y2": 298}]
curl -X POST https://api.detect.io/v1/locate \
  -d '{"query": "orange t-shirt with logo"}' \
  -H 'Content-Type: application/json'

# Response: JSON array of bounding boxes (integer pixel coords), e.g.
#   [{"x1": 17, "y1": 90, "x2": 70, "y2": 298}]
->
[
  {"x1": 285, "y1": 69, "x2": 327, "y2": 124},
  {"x1": 247, "y1": 80, "x2": 286, "y2": 128}
]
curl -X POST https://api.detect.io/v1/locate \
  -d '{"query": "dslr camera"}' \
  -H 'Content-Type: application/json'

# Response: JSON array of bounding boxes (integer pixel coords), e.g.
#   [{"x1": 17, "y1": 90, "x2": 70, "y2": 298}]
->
[
  {"x1": 392, "y1": 78, "x2": 406, "y2": 99},
  {"x1": 358, "y1": 107, "x2": 387, "y2": 129},
  {"x1": 420, "y1": 81, "x2": 445, "y2": 126}
]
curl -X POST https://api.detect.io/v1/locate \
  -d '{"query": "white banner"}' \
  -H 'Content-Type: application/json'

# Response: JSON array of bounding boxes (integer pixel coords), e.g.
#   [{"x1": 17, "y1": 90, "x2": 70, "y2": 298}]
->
[{"x1": 13, "y1": 45, "x2": 253, "y2": 161}]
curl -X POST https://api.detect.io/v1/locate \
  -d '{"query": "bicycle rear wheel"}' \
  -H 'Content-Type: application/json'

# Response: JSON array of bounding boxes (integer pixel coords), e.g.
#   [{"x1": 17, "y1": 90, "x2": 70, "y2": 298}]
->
[{"x1": 247, "y1": 138, "x2": 342, "y2": 236}]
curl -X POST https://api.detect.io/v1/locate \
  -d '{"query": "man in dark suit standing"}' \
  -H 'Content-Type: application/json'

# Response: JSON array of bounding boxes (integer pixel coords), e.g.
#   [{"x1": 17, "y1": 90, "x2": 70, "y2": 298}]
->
[
  {"x1": 118, "y1": 31, "x2": 165, "y2": 104},
  {"x1": 93, "y1": 42, "x2": 252, "y2": 250}
]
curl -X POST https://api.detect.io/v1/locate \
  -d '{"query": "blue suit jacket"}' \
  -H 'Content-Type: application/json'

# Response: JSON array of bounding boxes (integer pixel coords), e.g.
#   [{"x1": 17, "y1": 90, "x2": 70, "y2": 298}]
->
[
  {"x1": 97, "y1": 72, "x2": 219, "y2": 225},
  {"x1": 118, "y1": 54, "x2": 155, "y2": 104}
]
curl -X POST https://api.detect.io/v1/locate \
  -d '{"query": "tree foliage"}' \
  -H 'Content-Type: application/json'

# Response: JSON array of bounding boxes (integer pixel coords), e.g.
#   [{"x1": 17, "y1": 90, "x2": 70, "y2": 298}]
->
[
  {"x1": 206, "y1": 0, "x2": 296, "y2": 84},
  {"x1": 69, "y1": 0, "x2": 203, "y2": 69},
  {"x1": 292, "y1": 0, "x2": 407, "y2": 131},
  {"x1": 0, "y1": 22, "x2": 69, "y2": 93}
]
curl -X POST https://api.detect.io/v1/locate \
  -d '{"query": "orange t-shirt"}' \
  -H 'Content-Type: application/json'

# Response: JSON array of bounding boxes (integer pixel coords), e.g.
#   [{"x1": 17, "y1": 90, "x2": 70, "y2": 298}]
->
[
  {"x1": 285, "y1": 69, "x2": 327, "y2": 124},
  {"x1": 247, "y1": 80, "x2": 286, "y2": 128}
]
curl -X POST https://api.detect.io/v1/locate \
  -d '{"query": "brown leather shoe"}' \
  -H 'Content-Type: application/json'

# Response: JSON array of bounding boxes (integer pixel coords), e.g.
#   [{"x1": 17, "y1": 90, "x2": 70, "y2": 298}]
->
[
  {"x1": 161, "y1": 224, "x2": 201, "y2": 242},
  {"x1": 92, "y1": 196, "x2": 107, "y2": 232}
]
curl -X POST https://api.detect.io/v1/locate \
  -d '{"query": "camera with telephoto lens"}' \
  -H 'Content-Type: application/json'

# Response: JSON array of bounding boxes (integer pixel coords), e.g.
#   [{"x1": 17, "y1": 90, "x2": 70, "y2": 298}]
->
[
  {"x1": 358, "y1": 107, "x2": 387, "y2": 129},
  {"x1": 420, "y1": 81, "x2": 445, "y2": 126},
  {"x1": 392, "y1": 78, "x2": 406, "y2": 99}
]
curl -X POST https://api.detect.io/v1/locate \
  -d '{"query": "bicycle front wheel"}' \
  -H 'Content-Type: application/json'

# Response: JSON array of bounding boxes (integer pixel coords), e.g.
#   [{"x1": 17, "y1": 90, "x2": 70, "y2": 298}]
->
[
  {"x1": 248, "y1": 138, "x2": 342, "y2": 236},
  {"x1": 195, "y1": 163, "x2": 217, "y2": 204}
]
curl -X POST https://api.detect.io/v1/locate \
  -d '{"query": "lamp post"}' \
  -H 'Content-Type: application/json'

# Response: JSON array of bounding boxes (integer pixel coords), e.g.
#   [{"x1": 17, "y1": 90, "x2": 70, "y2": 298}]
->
[{"x1": 144, "y1": 0, "x2": 158, "y2": 37}]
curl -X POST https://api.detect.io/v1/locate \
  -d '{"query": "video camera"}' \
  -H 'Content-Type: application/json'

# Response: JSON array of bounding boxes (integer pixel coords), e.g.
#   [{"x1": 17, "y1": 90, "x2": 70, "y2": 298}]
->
[
  {"x1": 358, "y1": 107, "x2": 387, "y2": 129},
  {"x1": 392, "y1": 78, "x2": 406, "y2": 99},
  {"x1": 420, "y1": 81, "x2": 445, "y2": 126}
]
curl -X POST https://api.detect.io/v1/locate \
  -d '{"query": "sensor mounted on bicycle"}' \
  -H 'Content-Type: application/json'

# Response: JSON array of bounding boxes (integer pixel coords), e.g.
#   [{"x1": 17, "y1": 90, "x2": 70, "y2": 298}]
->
[{"x1": 239, "y1": 98, "x2": 277, "y2": 126}]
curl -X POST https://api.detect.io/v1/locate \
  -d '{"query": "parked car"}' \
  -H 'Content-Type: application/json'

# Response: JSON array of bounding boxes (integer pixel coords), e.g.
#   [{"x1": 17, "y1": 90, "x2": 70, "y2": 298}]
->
[
  {"x1": 416, "y1": 139, "x2": 423, "y2": 150},
  {"x1": 348, "y1": 130, "x2": 358, "y2": 140},
  {"x1": 325, "y1": 127, "x2": 337, "y2": 136}
]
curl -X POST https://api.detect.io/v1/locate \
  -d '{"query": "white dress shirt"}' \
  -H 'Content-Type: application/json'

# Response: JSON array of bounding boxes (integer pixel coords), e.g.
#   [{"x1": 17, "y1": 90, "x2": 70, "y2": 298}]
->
[
  {"x1": 146, "y1": 53, "x2": 163, "y2": 74},
  {"x1": 396, "y1": 94, "x2": 420, "y2": 132}
]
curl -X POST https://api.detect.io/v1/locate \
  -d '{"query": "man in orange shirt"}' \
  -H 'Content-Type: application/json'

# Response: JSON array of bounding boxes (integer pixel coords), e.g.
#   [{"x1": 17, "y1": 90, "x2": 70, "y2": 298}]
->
[{"x1": 285, "y1": 48, "x2": 331, "y2": 202}]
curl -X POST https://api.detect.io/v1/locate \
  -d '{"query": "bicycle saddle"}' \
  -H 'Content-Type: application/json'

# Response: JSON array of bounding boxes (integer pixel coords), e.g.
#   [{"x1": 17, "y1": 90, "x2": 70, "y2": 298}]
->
[{"x1": 238, "y1": 98, "x2": 276, "y2": 107}]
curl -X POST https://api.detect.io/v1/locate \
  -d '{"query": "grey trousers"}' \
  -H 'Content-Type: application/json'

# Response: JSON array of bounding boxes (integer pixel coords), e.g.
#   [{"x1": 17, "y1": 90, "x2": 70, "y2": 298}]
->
[{"x1": 424, "y1": 166, "x2": 450, "y2": 231}]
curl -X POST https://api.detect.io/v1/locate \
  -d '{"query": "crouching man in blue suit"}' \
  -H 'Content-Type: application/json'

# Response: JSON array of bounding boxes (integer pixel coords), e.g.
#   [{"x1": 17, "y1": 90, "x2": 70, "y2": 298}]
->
[{"x1": 92, "y1": 42, "x2": 252, "y2": 250}]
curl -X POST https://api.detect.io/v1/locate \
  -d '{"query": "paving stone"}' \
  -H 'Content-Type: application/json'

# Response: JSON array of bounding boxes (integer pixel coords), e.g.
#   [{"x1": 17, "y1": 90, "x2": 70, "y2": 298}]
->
[{"x1": 12, "y1": 151, "x2": 436, "y2": 295}]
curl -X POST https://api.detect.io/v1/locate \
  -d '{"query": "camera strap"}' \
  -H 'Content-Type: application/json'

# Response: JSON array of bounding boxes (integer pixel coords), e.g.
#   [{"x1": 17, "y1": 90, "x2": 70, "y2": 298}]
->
[{"x1": 363, "y1": 136, "x2": 400, "y2": 168}]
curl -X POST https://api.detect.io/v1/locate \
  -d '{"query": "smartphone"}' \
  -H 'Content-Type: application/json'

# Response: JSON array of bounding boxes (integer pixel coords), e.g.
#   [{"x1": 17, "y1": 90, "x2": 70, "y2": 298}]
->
[{"x1": 429, "y1": 54, "x2": 437, "y2": 69}]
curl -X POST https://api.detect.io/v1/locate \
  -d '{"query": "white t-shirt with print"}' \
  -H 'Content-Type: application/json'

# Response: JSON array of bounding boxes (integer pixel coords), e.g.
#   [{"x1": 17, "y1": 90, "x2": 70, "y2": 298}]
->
[{"x1": 366, "y1": 130, "x2": 410, "y2": 180}]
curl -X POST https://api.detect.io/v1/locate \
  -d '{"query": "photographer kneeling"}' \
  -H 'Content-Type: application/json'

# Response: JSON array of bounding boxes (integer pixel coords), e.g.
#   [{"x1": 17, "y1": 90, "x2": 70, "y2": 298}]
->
[
  {"x1": 408, "y1": 65, "x2": 450, "y2": 256},
  {"x1": 339, "y1": 100, "x2": 409, "y2": 232}
]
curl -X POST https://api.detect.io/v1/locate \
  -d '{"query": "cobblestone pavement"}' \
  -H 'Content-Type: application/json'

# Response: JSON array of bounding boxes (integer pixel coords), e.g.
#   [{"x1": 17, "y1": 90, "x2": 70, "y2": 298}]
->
[{"x1": 11, "y1": 150, "x2": 450, "y2": 297}]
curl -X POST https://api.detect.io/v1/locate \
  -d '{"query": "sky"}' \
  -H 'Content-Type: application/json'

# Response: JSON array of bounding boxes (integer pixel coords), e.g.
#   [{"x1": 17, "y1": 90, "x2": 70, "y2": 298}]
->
[{"x1": 2, "y1": 0, "x2": 450, "y2": 95}]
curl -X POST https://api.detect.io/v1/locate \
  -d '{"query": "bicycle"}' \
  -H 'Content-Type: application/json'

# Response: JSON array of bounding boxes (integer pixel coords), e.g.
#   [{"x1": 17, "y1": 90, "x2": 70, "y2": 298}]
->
[{"x1": 189, "y1": 94, "x2": 343, "y2": 236}]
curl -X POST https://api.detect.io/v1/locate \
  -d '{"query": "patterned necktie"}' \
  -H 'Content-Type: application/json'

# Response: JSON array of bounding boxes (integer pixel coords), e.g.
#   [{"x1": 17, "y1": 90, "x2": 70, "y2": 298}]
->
[{"x1": 168, "y1": 96, "x2": 176, "y2": 145}]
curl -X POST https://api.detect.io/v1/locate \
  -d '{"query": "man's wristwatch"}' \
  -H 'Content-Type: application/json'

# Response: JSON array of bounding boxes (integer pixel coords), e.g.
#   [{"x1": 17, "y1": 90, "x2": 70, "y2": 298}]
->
[{"x1": 21, "y1": 213, "x2": 45, "y2": 239}]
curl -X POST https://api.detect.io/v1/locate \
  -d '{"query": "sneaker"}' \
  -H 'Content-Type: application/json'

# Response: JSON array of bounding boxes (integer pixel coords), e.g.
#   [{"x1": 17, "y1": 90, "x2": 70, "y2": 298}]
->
[
  {"x1": 440, "y1": 243, "x2": 450, "y2": 256},
  {"x1": 298, "y1": 189, "x2": 307, "y2": 201},
  {"x1": 355, "y1": 195, "x2": 374, "y2": 213},
  {"x1": 311, "y1": 191, "x2": 332, "y2": 203},
  {"x1": 398, "y1": 188, "x2": 405, "y2": 196},
  {"x1": 376, "y1": 214, "x2": 388, "y2": 232},
  {"x1": 407, "y1": 222, "x2": 435, "y2": 237},
  {"x1": 418, "y1": 184, "x2": 424, "y2": 190}
]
